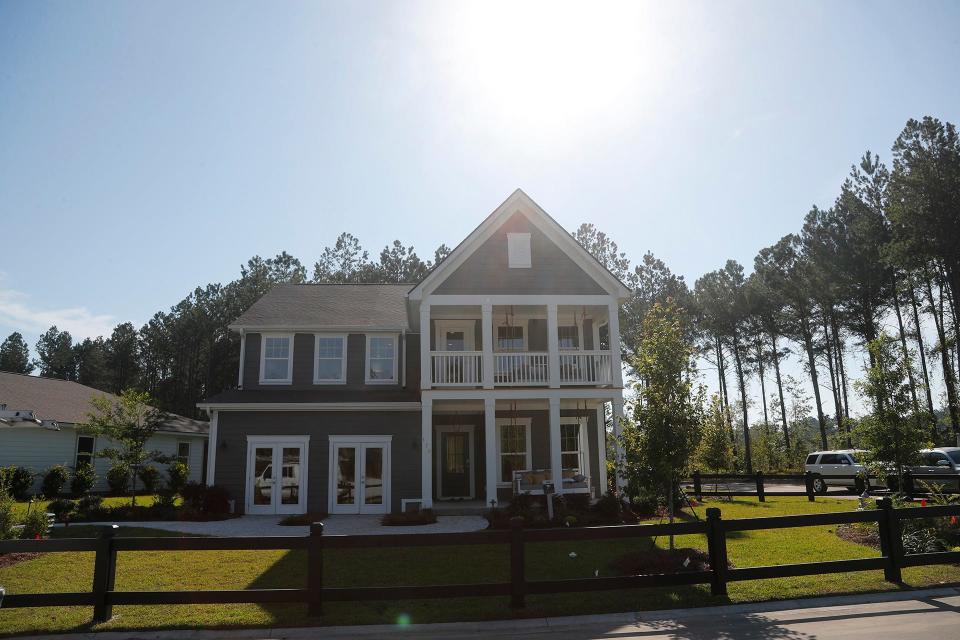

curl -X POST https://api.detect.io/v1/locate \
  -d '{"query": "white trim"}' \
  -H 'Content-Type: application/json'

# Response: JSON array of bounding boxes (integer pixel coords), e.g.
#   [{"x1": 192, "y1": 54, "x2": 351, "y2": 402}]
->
[
  {"x1": 507, "y1": 232, "x2": 532, "y2": 268},
  {"x1": 427, "y1": 295, "x2": 619, "y2": 306},
  {"x1": 238, "y1": 330, "x2": 246, "y2": 388},
  {"x1": 365, "y1": 333, "x2": 400, "y2": 384},
  {"x1": 559, "y1": 415, "x2": 589, "y2": 476},
  {"x1": 596, "y1": 404, "x2": 608, "y2": 495},
  {"x1": 435, "y1": 320, "x2": 476, "y2": 352},
  {"x1": 422, "y1": 397, "x2": 433, "y2": 508},
  {"x1": 258, "y1": 333, "x2": 294, "y2": 385},
  {"x1": 327, "y1": 436, "x2": 392, "y2": 515},
  {"x1": 423, "y1": 388, "x2": 623, "y2": 401},
  {"x1": 197, "y1": 402, "x2": 422, "y2": 412},
  {"x1": 495, "y1": 417, "x2": 532, "y2": 488},
  {"x1": 245, "y1": 435, "x2": 310, "y2": 515},
  {"x1": 74, "y1": 433, "x2": 96, "y2": 469},
  {"x1": 435, "y1": 424, "x2": 476, "y2": 500},
  {"x1": 408, "y1": 190, "x2": 631, "y2": 300},
  {"x1": 313, "y1": 333, "x2": 348, "y2": 384},
  {"x1": 206, "y1": 411, "x2": 218, "y2": 486},
  {"x1": 401, "y1": 498, "x2": 423, "y2": 512}
]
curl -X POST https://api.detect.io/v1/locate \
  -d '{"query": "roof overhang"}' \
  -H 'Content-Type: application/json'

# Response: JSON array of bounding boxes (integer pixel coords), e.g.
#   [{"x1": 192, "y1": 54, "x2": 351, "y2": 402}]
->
[
  {"x1": 197, "y1": 402, "x2": 422, "y2": 412},
  {"x1": 407, "y1": 189, "x2": 632, "y2": 302},
  {"x1": 227, "y1": 325, "x2": 408, "y2": 333}
]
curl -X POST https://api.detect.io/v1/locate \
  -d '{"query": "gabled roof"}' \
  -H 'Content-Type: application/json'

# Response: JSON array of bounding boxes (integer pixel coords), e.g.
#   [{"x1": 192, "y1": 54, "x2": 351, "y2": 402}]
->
[
  {"x1": 0, "y1": 371, "x2": 208, "y2": 435},
  {"x1": 229, "y1": 283, "x2": 411, "y2": 331},
  {"x1": 408, "y1": 188, "x2": 632, "y2": 301}
]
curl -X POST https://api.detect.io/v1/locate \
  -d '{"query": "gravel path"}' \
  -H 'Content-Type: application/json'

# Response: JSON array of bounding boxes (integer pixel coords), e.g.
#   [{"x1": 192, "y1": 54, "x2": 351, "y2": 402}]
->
[{"x1": 59, "y1": 514, "x2": 489, "y2": 537}]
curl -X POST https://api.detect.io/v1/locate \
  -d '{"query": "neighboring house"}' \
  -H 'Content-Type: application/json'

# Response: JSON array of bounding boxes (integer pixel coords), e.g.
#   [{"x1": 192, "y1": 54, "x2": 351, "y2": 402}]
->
[
  {"x1": 199, "y1": 189, "x2": 630, "y2": 515},
  {"x1": 0, "y1": 371, "x2": 209, "y2": 493}
]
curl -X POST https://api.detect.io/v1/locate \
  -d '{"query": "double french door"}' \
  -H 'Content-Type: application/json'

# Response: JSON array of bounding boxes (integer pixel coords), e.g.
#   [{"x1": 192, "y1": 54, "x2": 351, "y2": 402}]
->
[
  {"x1": 330, "y1": 437, "x2": 391, "y2": 514},
  {"x1": 246, "y1": 437, "x2": 309, "y2": 515}
]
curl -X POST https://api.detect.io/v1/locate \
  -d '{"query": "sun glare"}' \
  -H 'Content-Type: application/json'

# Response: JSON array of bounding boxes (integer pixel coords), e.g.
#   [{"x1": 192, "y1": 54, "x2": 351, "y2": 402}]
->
[{"x1": 427, "y1": 1, "x2": 666, "y2": 143}]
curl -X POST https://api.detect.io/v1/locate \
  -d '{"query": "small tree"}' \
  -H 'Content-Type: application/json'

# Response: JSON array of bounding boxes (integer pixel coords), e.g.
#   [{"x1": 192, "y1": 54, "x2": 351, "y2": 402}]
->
[
  {"x1": 854, "y1": 336, "x2": 929, "y2": 490},
  {"x1": 80, "y1": 390, "x2": 171, "y2": 506},
  {"x1": 70, "y1": 463, "x2": 97, "y2": 496},
  {"x1": 620, "y1": 301, "x2": 705, "y2": 549},
  {"x1": 695, "y1": 394, "x2": 734, "y2": 474},
  {"x1": 41, "y1": 465, "x2": 69, "y2": 499}
]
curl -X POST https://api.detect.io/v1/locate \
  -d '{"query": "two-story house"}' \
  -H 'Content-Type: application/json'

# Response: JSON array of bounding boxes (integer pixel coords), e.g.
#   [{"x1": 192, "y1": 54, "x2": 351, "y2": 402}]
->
[{"x1": 198, "y1": 190, "x2": 629, "y2": 515}]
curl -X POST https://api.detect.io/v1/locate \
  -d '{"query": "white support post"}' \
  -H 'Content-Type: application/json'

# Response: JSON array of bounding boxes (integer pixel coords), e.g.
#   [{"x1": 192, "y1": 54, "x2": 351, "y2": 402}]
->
[
  {"x1": 421, "y1": 398, "x2": 433, "y2": 508},
  {"x1": 547, "y1": 304, "x2": 560, "y2": 389},
  {"x1": 482, "y1": 303, "x2": 494, "y2": 390},
  {"x1": 484, "y1": 397, "x2": 498, "y2": 506},
  {"x1": 608, "y1": 300, "x2": 623, "y2": 388},
  {"x1": 420, "y1": 302, "x2": 431, "y2": 390},
  {"x1": 205, "y1": 410, "x2": 218, "y2": 486},
  {"x1": 237, "y1": 330, "x2": 246, "y2": 389},
  {"x1": 549, "y1": 397, "x2": 563, "y2": 494},
  {"x1": 596, "y1": 403, "x2": 608, "y2": 496},
  {"x1": 612, "y1": 397, "x2": 625, "y2": 490}
]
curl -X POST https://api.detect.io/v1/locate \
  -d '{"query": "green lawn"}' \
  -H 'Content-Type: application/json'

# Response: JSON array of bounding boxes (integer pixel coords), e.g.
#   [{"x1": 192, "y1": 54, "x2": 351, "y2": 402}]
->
[
  {"x1": 1, "y1": 497, "x2": 958, "y2": 636},
  {"x1": 11, "y1": 495, "x2": 158, "y2": 520}
]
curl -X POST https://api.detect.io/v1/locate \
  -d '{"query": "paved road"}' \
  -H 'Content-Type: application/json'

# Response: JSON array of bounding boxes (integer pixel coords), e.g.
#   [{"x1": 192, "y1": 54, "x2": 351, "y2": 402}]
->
[{"x1": 683, "y1": 480, "x2": 865, "y2": 498}]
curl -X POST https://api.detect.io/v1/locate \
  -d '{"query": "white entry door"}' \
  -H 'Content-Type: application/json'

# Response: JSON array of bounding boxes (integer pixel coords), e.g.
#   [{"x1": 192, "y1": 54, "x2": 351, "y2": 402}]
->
[
  {"x1": 329, "y1": 436, "x2": 391, "y2": 514},
  {"x1": 246, "y1": 437, "x2": 309, "y2": 515}
]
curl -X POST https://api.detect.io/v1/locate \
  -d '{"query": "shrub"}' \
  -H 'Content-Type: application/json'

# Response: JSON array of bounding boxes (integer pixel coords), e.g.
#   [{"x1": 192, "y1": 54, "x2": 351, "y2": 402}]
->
[
  {"x1": 180, "y1": 482, "x2": 231, "y2": 516},
  {"x1": 20, "y1": 509, "x2": 49, "y2": 539},
  {"x1": 180, "y1": 481, "x2": 206, "y2": 510},
  {"x1": 106, "y1": 464, "x2": 130, "y2": 495},
  {"x1": 2, "y1": 466, "x2": 35, "y2": 501},
  {"x1": 77, "y1": 494, "x2": 104, "y2": 513},
  {"x1": 0, "y1": 492, "x2": 15, "y2": 540},
  {"x1": 167, "y1": 462, "x2": 189, "y2": 494},
  {"x1": 70, "y1": 463, "x2": 97, "y2": 496},
  {"x1": 153, "y1": 490, "x2": 177, "y2": 510},
  {"x1": 138, "y1": 465, "x2": 161, "y2": 494},
  {"x1": 41, "y1": 465, "x2": 69, "y2": 498},
  {"x1": 47, "y1": 498, "x2": 76, "y2": 522},
  {"x1": 382, "y1": 509, "x2": 437, "y2": 526}
]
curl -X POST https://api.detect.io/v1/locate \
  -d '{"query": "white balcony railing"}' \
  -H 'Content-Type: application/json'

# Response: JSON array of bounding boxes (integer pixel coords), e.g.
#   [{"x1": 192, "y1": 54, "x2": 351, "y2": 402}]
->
[
  {"x1": 430, "y1": 351, "x2": 482, "y2": 386},
  {"x1": 559, "y1": 350, "x2": 614, "y2": 385},
  {"x1": 494, "y1": 352, "x2": 549, "y2": 385}
]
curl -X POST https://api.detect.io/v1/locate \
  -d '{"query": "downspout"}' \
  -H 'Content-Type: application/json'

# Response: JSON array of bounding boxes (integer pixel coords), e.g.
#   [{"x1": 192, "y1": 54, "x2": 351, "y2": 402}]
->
[{"x1": 401, "y1": 328, "x2": 407, "y2": 388}]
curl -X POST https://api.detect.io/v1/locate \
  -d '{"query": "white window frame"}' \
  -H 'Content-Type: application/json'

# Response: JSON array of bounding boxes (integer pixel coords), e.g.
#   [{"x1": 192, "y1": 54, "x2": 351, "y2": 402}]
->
[
  {"x1": 434, "y1": 320, "x2": 476, "y2": 352},
  {"x1": 327, "y1": 435, "x2": 393, "y2": 514},
  {"x1": 495, "y1": 417, "x2": 532, "y2": 487},
  {"x1": 557, "y1": 325, "x2": 580, "y2": 351},
  {"x1": 75, "y1": 434, "x2": 96, "y2": 469},
  {"x1": 560, "y1": 417, "x2": 589, "y2": 473},
  {"x1": 259, "y1": 333, "x2": 294, "y2": 385},
  {"x1": 313, "y1": 333, "x2": 347, "y2": 384},
  {"x1": 365, "y1": 333, "x2": 399, "y2": 384},
  {"x1": 177, "y1": 441, "x2": 191, "y2": 465},
  {"x1": 495, "y1": 324, "x2": 527, "y2": 352},
  {"x1": 507, "y1": 232, "x2": 532, "y2": 268},
  {"x1": 245, "y1": 435, "x2": 311, "y2": 515}
]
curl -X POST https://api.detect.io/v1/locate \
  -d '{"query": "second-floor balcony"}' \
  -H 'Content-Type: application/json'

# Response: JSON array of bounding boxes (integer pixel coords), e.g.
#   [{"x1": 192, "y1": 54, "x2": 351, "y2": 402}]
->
[{"x1": 423, "y1": 303, "x2": 621, "y2": 389}]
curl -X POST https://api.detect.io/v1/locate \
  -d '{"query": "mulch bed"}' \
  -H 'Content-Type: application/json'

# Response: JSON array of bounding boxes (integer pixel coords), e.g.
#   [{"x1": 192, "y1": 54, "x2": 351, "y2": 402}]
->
[
  {"x1": 0, "y1": 552, "x2": 40, "y2": 569},
  {"x1": 835, "y1": 523, "x2": 881, "y2": 549},
  {"x1": 610, "y1": 547, "x2": 732, "y2": 575}
]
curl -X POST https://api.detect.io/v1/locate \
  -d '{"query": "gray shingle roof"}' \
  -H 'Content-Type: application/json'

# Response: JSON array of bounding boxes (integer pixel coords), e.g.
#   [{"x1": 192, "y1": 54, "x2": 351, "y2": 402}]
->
[
  {"x1": 0, "y1": 371, "x2": 208, "y2": 435},
  {"x1": 230, "y1": 283, "x2": 412, "y2": 330}
]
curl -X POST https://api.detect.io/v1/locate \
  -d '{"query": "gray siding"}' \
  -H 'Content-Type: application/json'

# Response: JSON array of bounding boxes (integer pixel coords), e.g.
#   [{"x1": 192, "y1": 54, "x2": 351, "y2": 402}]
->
[
  {"x1": 214, "y1": 410, "x2": 421, "y2": 514},
  {"x1": 242, "y1": 332, "x2": 420, "y2": 393},
  {"x1": 434, "y1": 212, "x2": 607, "y2": 295}
]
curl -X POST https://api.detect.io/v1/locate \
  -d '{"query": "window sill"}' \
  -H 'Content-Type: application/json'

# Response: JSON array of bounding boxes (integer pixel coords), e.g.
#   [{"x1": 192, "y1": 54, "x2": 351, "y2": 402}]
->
[
  {"x1": 313, "y1": 380, "x2": 347, "y2": 385},
  {"x1": 258, "y1": 379, "x2": 293, "y2": 385}
]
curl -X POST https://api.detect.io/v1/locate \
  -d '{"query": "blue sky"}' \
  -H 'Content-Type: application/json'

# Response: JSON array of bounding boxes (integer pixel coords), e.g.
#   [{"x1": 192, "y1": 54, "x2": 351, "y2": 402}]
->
[{"x1": 1, "y1": 1, "x2": 958, "y2": 414}]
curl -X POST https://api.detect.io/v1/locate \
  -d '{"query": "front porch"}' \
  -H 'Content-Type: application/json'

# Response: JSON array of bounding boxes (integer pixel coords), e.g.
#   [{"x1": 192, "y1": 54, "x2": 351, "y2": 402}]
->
[{"x1": 420, "y1": 396, "x2": 625, "y2": 509}]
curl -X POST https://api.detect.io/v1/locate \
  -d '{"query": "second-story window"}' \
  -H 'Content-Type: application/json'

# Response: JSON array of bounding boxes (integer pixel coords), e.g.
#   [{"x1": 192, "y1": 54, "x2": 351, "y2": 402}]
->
[
  {"x1": 497, "y1": 326, "x2": 524, "y2": 351},
  {"x1": 314, "y1": 334, "x2": 347, "y2": 384},
  {"x1": 558, "y1": 326, "x2": 579, "y2": 350},
  {"x1": 260, "y1": 334, "x2": 293, "y2": 384},
  {"x1": 366, "y1": 334, "x2": 398, "y2": 383}
]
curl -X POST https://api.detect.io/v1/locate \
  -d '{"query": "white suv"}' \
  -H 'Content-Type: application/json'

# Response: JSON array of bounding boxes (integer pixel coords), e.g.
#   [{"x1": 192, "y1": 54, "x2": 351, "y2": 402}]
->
[
  {"x1": 804, "y1": 450, "x2": 871, "y2": 494},
  {"x1": 911, "y1": 448, "x2": 960, "y2": 490}
]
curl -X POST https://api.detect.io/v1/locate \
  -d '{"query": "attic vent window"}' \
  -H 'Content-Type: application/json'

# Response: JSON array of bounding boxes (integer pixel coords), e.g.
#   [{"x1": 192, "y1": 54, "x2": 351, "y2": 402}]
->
[{"x1": 507, "y1": 233, "x2": 531, "y2": 268}]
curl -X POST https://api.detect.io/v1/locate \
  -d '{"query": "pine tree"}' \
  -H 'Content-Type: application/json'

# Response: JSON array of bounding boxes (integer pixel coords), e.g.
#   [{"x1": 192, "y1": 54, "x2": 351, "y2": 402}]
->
[{"x1": 0, "y1": 332, "x2": 33, "y2": 374}]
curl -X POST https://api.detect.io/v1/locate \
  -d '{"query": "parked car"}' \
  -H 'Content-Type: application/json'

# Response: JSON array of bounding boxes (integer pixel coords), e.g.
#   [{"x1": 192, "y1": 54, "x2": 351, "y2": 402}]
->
[
  {"x1": 804, "y1": 450, "x2": 873, "y2": 494},
  {"x1": 909, "y1": 448, "x2": 960, "y2": 491}
]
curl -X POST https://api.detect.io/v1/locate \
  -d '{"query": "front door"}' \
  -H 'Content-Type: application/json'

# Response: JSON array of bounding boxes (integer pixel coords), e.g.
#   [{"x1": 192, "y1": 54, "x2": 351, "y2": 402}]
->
[
  {"x1": 247, "y1": 438, "x2": 308, "y2": 515},
  {"x1": 437, "y1": 426, "x2": 474, "y2": 499},
  {"x1": 330, "y1": 439, "x2": 390, "y2": 514}
]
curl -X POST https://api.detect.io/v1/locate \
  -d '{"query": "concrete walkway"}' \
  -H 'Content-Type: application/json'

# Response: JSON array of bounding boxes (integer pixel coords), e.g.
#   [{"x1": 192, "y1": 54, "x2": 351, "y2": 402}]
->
[
  {"x1": 15, "y1": 587, "x2": 960, "y2": 639},
  {"x1": 58, "y1": 514, "x2": 488, "y2": 537}
]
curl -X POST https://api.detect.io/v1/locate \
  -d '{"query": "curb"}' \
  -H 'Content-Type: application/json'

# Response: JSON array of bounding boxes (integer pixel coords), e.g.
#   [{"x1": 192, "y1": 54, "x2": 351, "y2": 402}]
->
[{"x1": 13, "y1": 585, "x2": 960, "y2": 640}]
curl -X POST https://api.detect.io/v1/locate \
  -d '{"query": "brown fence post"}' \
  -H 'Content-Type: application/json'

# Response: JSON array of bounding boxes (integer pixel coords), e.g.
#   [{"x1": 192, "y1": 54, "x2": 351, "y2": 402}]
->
[
  {"x1": 693, "y1": 471, "x2": 702, "y2": 500},
  {"x1": 755, "y1": 470, "x2": 765, "y2": 503},
  {"x1": 705, "y1": 507, "x2": 728, "y2": 596},
  {"x1": 308, "y1": 522, "x2": 324, "y2": 616},
  {"x1": 902, "y1": 470, "x2": 914, "y2": 500},
  {"x1": 804, "y1": 471, "x2": 815, "y2": 502},
  {"x1": 509, "y1": 517, "x2": 525, "y2": 608},
  {"x1": 92, "y1": 524, "x2": 118, "y2": 624},
  {"x1": 876, "y1": 498, "x2": 903, "y2": 584}
]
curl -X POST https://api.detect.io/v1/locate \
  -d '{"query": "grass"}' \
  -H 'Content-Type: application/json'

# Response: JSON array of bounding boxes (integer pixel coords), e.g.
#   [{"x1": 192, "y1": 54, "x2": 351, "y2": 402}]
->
[
  {"x1": 1, "y1": 496, "x2": 959, "y2": 636},
  {"x1": 11, "y1": 495, "x2": 158, "y2": 520}
]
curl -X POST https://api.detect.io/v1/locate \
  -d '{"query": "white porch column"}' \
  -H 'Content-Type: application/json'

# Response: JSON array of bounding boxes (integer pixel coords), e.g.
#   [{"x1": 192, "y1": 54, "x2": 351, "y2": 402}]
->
[
  {"x1": 421, "y1": 397, "x2": 433, "y2": 508},
  {"x1": 612, "y1": 397, "x2": 625, "y2": 490},
  {"x1": 549, "y1": 397, "x2": 563, "y2": 494},
  {"x1": 547, "y1": 304, "x2": 560, "y2": 388},
  {"x1": 420, "y1": 302, "x2": 431, "y2": 390},
  {"x1": 484, "y1": 397, "x2": 498, "y2": 506},
  {"x1": 595, "y1": 403, "x2": 608, "y2": 496},
  {"x1": 482, "y1": 303, "x2": 494, "y2": 390},
  {"x1": 607, "y1": 300, "x2": 623, "y2": 388},
  {"x1": 205, "y1": 410, "x2": 218, "y2": 486}
]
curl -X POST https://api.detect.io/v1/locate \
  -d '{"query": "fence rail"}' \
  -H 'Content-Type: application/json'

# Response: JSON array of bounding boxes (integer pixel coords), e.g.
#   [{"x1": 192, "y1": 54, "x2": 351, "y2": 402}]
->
[{"x1": 2, "y1": 499, "x2": 960, "y2": 622}]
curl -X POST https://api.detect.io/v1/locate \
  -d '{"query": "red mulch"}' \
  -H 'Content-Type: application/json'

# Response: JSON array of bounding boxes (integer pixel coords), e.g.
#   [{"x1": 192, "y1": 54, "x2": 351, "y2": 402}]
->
[
  {"x1": 610, "y1": 547, "x2": 732, "y2": 575},
  {"x1": 0, "y1": 552, "x2": 40, "y2": 569}
]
